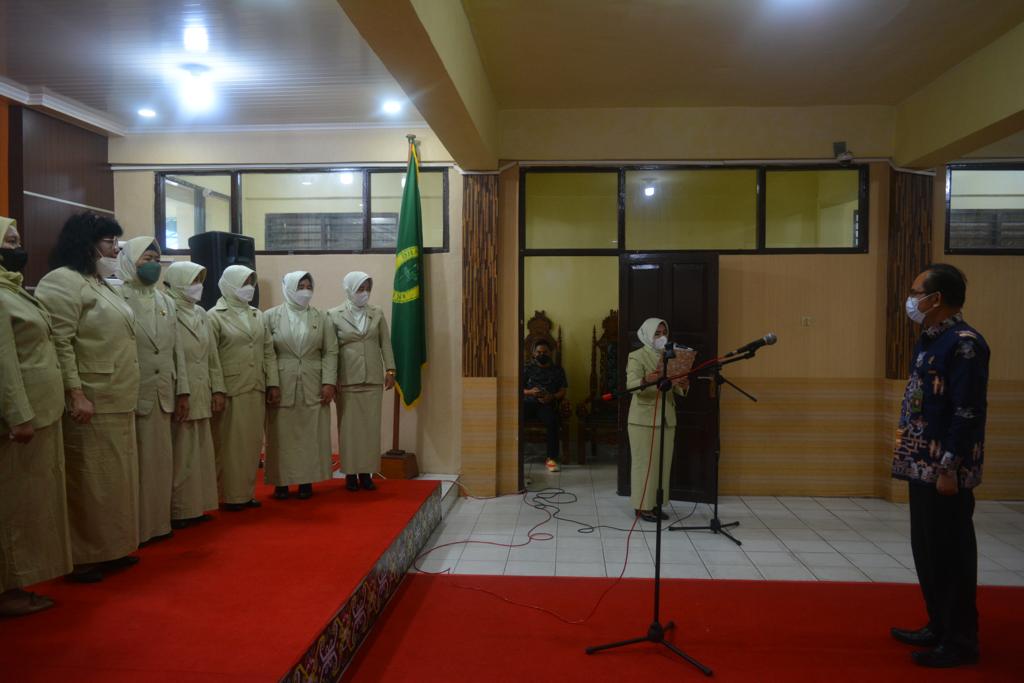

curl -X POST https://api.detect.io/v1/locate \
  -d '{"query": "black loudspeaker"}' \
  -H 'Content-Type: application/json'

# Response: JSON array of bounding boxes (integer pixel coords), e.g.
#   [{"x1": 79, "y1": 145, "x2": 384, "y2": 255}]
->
[{"x1": 188, "y1": 232, "x2": 258, "y2": 310}]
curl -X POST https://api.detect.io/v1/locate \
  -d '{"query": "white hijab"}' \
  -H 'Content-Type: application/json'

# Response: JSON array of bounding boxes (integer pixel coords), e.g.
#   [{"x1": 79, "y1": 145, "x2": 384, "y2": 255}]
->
[
  {"x1": 164, "y1": 261, "x2": 205, "y2": 328},
  {"x1": 343, "y1": 270, "x2": 371, "y2": 333},
  {"x1": 117, "y1": 236, "x2": 160, "y2": 289},
  {"x1": 281, "y1": 271, "x2": 313, "y2": 352},
  {"x1": 218, "y1": 264, "x2": 255, "y2": 311},
  {"x1": 637, "y1": 317, "x2": 668, "y2": 350}
]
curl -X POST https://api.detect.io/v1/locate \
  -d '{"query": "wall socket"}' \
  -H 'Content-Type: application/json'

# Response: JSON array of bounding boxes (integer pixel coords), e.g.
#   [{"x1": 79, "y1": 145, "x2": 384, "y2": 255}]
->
[{"x1": 801, "y1": 316, "x2": 815, "y2": 327}]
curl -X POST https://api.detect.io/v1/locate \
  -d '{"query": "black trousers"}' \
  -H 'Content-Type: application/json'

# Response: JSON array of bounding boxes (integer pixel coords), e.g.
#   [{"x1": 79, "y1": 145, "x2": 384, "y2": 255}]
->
[
  {"x1": 523, "y1": 400, "x2": 559, "y2": 461},
  {"x1": 908, "y1": 481, "x2": 978, "y2": 651}
]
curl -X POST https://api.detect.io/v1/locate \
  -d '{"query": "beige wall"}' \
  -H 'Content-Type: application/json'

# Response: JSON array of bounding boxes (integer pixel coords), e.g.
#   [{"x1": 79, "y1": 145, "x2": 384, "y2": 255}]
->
[{"x1": 110, "y1": 128, "x2": 464, "y2": 476}]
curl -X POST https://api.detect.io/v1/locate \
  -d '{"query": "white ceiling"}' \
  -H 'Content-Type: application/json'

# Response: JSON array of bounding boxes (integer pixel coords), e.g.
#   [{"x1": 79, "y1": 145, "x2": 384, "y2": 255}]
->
[{"x1": 0, "y1": 0, "x2": 424, "y2": 133}]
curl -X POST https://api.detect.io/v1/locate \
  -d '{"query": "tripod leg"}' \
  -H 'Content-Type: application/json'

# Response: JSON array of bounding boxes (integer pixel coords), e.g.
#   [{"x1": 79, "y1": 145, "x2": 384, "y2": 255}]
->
[
  {"x1": 585, "y1": 635, "x2": 650, "y2": 655},
  {"x1": 661, "y1": 641, "x2": 714, "y2": 676}
]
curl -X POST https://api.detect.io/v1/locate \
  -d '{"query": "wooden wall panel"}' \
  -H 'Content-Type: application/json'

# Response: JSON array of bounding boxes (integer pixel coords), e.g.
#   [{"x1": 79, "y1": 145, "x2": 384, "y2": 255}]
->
[
  {"x1": 462, "y1": 174, "x2": 499, "y2": 377},
  {"x1": 460, "y1": 377, "x2": 498, "y2": 497},
  {"x1": 885, "y1": 171, "x2": 932, "y2": 379}
]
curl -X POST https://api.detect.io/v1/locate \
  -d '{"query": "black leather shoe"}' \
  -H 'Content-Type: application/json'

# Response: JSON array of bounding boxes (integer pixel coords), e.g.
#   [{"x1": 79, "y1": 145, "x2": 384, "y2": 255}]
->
[
  {"x1": 192, "y1": 514, "x2": 214, "y2": 524},
  {"x1": 346, "y1": 475, "x2": 360, "y2": 492},
  {"x1": 273, "y1": 487, "x2": 289, "y2": 500},
  {"x1": 359, "y1": 474, "x2": 376, "y2": 491},
  {"x1": 67, "y1": 566, "x2": 103, "y2": 583},
  {"x1": 244, "y1": 499, "x2": 261, "y2": 508},
  {"x1": 297, "y1": 484, "x2": 313, "y2": 499},
  {"x1": 171, "y1": 519, "x2": 191, "y2": 530},
  {"x1": 912, "y1": 644, "x2": 979, "y2": 668},
  {"x1": 638, "y1": 511, "x2": 659, "y2": 523},
  {"x1": 223, "y1": 503, "x2": 245, "y2": 512},
  {"x1": 891, "y1": 626, "x2": 939, "y2": 647},
  {"x1": 103, "y1": 555, "x2": 140, "y2": 569}
]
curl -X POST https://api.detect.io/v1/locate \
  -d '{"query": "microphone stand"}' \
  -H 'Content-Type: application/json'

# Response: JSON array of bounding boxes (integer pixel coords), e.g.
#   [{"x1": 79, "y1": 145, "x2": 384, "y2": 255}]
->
[
  {"x1": 586, "y1": 344, "x2": 712, "y2": 676},
  {"x1": 668, "y1": 351, "x2": 759, "y2": 546}
]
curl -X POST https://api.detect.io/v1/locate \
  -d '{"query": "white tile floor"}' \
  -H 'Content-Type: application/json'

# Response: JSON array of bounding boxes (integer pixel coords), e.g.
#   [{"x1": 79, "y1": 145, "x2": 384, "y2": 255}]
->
[{"x1": 412, "y1": 462, "x2": 1024, "y2": 586}]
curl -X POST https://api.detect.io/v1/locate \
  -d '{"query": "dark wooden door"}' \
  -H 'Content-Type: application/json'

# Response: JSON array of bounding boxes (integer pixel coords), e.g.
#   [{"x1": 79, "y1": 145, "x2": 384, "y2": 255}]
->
[{"x1": 617, "y1": 252, "x2": 719, "y2": 503}]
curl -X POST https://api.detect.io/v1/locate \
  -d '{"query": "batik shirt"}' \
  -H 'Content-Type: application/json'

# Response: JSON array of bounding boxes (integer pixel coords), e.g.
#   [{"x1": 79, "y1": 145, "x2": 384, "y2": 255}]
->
[
  {"x1": 523, "y1": 361, "x2": 567, "y2": 398},
  {"x1": 891, "y1": 313, "x2": 989, "y2": 489}
]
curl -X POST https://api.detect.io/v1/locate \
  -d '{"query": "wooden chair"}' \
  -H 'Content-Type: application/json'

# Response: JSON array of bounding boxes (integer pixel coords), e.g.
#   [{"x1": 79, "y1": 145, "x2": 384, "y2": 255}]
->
[
  {"x1": 575, "y1": 309, "x2": 619, "y2": 464},
  {"x1": 522, "y1": 310, "x2": 571, "y2": 461}
]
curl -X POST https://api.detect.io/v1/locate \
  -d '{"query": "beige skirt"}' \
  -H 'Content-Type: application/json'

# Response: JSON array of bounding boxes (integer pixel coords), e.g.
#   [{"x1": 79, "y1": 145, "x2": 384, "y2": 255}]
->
[
  {"x1": 628, "y1": 422, "x2": 676, "y2": 511},
  {"x1": 63, "y1": 412, "x2": 139, "y2": 565},
  {"x1": 265, "y1": 402, "x2": 333, "y2": 486},
  {"x1": 337, "y1": 384, "x2": 383, "y2": 474},
  {"x1": 171, "y1": 417, "x2": 219, "y2": 520},
  {"x1": 136, "y1": 408, "x2": 173, "y2": 543},
  {"x1": 0, "y1": 421, "x2": 73, "y2": 591},
  {"x1": 212, "y1": 390, "x2": 266, "y2": 504}
]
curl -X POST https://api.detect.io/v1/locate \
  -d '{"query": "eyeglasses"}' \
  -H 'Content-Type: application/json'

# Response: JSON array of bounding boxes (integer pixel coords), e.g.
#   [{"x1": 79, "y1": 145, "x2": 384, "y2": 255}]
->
[{"x1": 97, "y1": 237, "x2": 119, "y2": 245}]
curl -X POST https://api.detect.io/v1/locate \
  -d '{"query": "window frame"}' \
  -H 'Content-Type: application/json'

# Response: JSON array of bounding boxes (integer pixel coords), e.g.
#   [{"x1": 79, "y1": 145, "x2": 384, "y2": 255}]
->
[
  {"x1": 155, "y1": 166, "x2": 450, "y2": 256},
  {"x1": 945, "y1": 162, "x2": 1024, "y2": 256}
]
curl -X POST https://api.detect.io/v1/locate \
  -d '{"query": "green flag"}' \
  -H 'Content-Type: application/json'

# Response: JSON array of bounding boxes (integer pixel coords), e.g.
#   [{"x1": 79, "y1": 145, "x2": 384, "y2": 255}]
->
[{"x1": 391, "y1": 138, "x2": 427, "y2": 407}]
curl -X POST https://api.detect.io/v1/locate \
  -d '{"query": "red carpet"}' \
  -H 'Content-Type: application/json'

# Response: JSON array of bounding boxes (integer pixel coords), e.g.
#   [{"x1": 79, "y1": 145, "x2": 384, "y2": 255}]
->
[
  {"x1": 0, "y1": 477, "x2": 439, "y2": 682},
  {"x1": 343, "y1": 575, "x2": 1024, "y2": 682}
]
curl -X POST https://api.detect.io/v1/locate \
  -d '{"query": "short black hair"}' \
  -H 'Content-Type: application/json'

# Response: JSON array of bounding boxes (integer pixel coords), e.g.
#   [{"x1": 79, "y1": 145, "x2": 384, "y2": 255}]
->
[
  {"x1": 533, "y1": 340, "x2": 551, "y2": 353},
  {"x1": 49, "y1": 212, "x2": 123, "y2": 274},
  {"x1": 923, "y1": 263, "x2": 967, "y2": 308}
]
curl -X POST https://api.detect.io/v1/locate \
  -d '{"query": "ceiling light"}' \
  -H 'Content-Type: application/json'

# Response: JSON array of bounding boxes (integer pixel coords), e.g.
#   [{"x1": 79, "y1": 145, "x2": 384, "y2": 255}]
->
[
  {"x1": 184, "y1": 25, "x2": 209, "y2": 53},
  {"x1": 137, "y1": 108, "x2": 157, "y2": 118},
  {"x1": 301, "y1": 180, "x2": 313, "y2": 186},
  {"x1": 338, "y1": 171, "x2": 354, "y2": 185},
  {"x1": 643, "y1": 185, "x2": 656, "y2": 197},
  {"x1": 179, "y1": 64, "x2": 214, "y2": 112},
  {"x1": 381, "y1": 100, "x2": 403, "y2": 115}
]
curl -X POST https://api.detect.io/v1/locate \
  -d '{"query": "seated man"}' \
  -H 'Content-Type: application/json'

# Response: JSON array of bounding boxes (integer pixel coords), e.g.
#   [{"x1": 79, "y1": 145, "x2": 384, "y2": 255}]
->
[{"x1": 522, "y1": 340, "x2": 568, "y2": 472}]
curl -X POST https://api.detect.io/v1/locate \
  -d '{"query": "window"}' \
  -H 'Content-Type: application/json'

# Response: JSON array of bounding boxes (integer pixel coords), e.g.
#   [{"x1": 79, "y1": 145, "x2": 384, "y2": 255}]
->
[
  {"x1": 764, "y1": 168, "x2": 863, "y2": 249},
  {"x1": 156, "y1": 167, "x2": 449, "y2": 253},
  {"x1": 947, "y1": 166, "x2": 1024, "y2": 253},
  {"x1": 524, "y1": 171, "x2": 619, "y2": 250}
]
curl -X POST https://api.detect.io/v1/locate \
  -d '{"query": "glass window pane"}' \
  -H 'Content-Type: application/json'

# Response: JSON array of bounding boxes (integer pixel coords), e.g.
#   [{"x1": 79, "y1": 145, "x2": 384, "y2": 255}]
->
[
  {"x1": 948, "y1": 169, "x2": 1024, "y2": 250},
  {"x1": 525, "y1": 172, "x2": 618, "y2": 249},
  {"x1": 241, "y1": 171, "x2": 364, "y2": 251},
  {"x1": 370, "y1": 169, "x2": 445, "y2": 250},
  {"x1": 164, "y1": 174, "x2": 231, "y2": 250},
  {"x1": 625, "y1": 170, "x2": 756, "y2": 250},
  {"x1": 765, "y1": 169, "x2": 861, "y2": 248}
]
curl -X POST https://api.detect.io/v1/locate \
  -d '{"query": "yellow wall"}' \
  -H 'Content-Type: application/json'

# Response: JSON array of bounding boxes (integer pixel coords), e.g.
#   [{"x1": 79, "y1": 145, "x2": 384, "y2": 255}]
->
[
  {"x1": 523, "y1": 172, "x2": 618, "y2": 249},
  {"x1": 110, "y1": 129, "x2": 464, "y2": 476}
]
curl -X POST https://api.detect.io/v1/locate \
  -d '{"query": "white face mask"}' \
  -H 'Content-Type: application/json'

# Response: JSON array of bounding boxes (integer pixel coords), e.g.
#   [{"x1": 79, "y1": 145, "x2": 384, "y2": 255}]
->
[
  {"x1": 352, "y1": 291, "x2": 370, "y2": 307},
  {"x1": 235, "y1": 284, "x2": 256, "y2": 303},
  {"x1": 96, "y1": 255, "x2": 119, "y2": 278},
  {"x1": 184, "y1": 283, "x2": 204, "y2": 302},
  {"x1": 653, "y1": 336, "x2": 668, "y2": 351},
  {"x1": 905, "y1": 293, "x2": 935, "y2": 325},
  {"x1": 292, "y1": 289, "x2": 313, "y2": 307}
]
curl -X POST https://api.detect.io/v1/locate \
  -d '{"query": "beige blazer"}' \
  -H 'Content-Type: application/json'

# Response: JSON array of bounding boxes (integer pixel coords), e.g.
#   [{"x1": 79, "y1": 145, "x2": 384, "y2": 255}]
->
[
  {"x1": 327, "y1": 302, "x2": 395, "y2": 387},
  {"x1": 265, "y1": 305, "x2": 338, "y2": 407},
  {"x1": 626, "y1": 346, "x2": 686, "y2": 428},
  {"x1": 35, "y1": 267, "x2": 140, "y2": 414},
  {"x1": 121, "y1": 286, "x2": 190, "y2": 416},
  {"x1": 208, "y1": 303, "x2": 279, "y2": 396},
  {"x1": 0, "y1": 282, "x2": 66, "y2": 431},
  {"x1": 174, "y1": 305, "x2": 225, "y2": 420}
]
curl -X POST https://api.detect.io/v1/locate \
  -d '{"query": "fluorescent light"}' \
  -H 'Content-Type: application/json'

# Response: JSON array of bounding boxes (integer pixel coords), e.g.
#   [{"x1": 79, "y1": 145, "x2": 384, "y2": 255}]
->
[
  {"x1": 301, "y1": 180, "x2": 313, "y2": 186},
  {"x1": 137, "y1": 108, "x2": 157, "y2": 118},
  {"x1": 184, "y1": 26, "x2": 209, "y2": 53},
  {"x1": 643, "y1": 185, "x2": 656, "y2": 197},
  {"x1": 179, "y1": 67, "x2": 214, "y2": 112},
  {"x1": 338, "y1": 171, "x2": 354, "y2": 185},
  {"x1": 381, "y1": 99, "x2": 403, "y2": 115}
]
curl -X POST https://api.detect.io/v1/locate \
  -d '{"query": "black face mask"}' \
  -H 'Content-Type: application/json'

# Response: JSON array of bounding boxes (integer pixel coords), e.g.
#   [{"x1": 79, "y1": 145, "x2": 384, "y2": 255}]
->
[
  {"x1": 0, "y1": 247, "x2": 28, "y2": 273},
  {"x1": 535, "y1": 353, "x2": 551, "y2": 366}
]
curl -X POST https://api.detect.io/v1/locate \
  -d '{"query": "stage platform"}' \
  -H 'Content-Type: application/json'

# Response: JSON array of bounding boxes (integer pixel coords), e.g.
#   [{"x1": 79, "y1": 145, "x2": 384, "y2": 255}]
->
[{"x1": 0, "y1": 477, "x2": 443, "y2": 682}]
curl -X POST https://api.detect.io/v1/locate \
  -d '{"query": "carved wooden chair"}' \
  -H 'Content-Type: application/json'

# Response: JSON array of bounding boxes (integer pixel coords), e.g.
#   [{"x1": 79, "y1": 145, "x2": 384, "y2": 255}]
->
[
  {"x1": 575, "y1": 309, "x2": 619, "y2": 464},
  {"x1": 522, "y1": 310, "x2": 571, "y2": 461}
]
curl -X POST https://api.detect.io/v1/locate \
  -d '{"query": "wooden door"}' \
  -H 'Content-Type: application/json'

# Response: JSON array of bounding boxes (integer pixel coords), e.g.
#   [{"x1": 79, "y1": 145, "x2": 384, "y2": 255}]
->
[{"x1": 617, "y1": 252, "x2": 719, "y2": 503}]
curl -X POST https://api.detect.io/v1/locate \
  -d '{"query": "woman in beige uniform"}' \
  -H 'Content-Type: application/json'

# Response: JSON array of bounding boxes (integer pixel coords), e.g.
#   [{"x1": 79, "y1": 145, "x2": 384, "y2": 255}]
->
[
  {"x1": 164, "y1": 262, "x2": 225, "y2": 528},
  {"x1": 35, "y1": 212, "x2": 141, "y2": 583},
  {"x1": 264, "y1": 271, "x2": 337, "y2": 499},
  {"x1": 0, "y1": 219, "x2": 72, "y2": 616},
  {"x1": 118, "y1": 237, "x2": 190, "y2": 544},
  {"x1": 208, "y1": 265, "x2": 279, "y2": 511},
  {"x1": 627, "y1": 317, "x2": 688, "y2": 523},
  {"x1": 328, "y1": 271, "x2": 395, "y2": 492}
]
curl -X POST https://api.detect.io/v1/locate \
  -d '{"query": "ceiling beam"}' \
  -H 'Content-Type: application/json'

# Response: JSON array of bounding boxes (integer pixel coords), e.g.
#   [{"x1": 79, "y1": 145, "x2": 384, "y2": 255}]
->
[
  {"x1": 338, "y1": 0, "x2": 498, "y2": 170},
  {"x1": 895, "y1": 21, "x2": 1024, "y2": 168}
]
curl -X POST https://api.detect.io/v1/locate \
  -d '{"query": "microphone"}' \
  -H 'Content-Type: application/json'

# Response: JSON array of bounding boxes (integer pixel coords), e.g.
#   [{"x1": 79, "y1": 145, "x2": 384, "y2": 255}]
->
[{"x1": 723, "y1": 333, "x2": 777, "y2": 358}]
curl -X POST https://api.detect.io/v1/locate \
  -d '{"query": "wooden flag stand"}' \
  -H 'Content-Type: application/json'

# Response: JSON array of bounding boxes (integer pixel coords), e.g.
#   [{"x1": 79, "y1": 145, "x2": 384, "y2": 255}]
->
[{"x1": 382, "y1": 391, "x2": 419, "y2": 479}]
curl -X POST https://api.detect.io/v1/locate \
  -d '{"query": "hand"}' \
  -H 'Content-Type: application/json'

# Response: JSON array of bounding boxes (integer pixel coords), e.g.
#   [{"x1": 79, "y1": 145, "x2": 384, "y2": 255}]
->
[
  {"x1": 211, "y1": 392, "x2": 226, "y2": 413},
  {"x1": 68, "y1": 389, "x2": 94, "y2": 424},
  {"x1": 524, "y1": 387, "x2": 540, "y2": 397},
  {"x1": 174, "y1": 395, "x2": 190, "y2": 423},
  {"x1": 384, "y1": 373, "x2": 396, "y2": 391},
  {"x1": 644, "y1": 370, "x2": 662, "y2": 384},
  {"x1": 320, "y1": 384, "x2": 336, "y2": 405},
  {"x1": 673, "y1": 377, "x2": 690, "y2": 391},
  {"x1": 936, "y1": 470, "x2": 958, "y2": 496},
  {"x1": 267, "y1": 387, "x2": 281, "y2": 406},
  {"x1": 10, "y1": 421, "x2": 35, "y2": 444}
]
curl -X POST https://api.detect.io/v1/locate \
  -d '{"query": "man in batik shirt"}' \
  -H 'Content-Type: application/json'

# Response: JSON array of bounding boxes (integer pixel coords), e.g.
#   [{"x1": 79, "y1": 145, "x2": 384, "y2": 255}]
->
[
  {"x1": 890, "y1": 263, "x2": 989, "y2": 668},
  {"x1": 522, "y1": 340, "x2": 567, "y2": 473}
]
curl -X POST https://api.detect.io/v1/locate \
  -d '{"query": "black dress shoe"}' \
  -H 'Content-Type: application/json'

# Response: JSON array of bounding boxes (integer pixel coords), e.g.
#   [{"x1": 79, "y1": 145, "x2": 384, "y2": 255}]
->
[
  {"x1": 273, "y1": 486, "x2": 290, "y2": 500},
  {"x1": 891, "y1": 626, "x2": 939, "y2": 647},
  {"x1": 192, "y1": 514, "x2": 214, "y2": 524},
  {"x1": 359, "y1": 474, "x2": 376, "y2": 491},
  {"x1": 171, "y1": 519, "x2": 191, "y2": 530},
  {"x1": 102, "y1": 555, "x2": 140, "y2": 570},
  {"x1": 912, "y1": 644, "x2": 979, "y2": 668},
  {"x1": 67, "y1": 566, "x2": 104, "y2": 583},
  {"x1": 223, "y1": 502, "x2": 245, "y2": 512},
  {"x1": 656, "y1": 509, "x2": 669, "y2": 521},
  {"x1": 244, "y1": 499, "x2": 261, "y2": 508},
  {"x1": 297, "y1": 484, "x2": 313, "y2": 499},
  {"x1": 346, "y1": 475, "x2": 360, "y2": 492},
  {"x1": 637, "y1": 511, "x2": 659, "y2": 523}
]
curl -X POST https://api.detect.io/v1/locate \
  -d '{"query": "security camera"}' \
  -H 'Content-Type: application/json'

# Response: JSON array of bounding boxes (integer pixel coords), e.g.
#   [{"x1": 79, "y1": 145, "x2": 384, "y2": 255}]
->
[
  {"x1": 836, "y1": 151, "x2": 855, "y2": 166},
  {"x1": 833, "y1": 141, "x2": 854, "y2": 166}
]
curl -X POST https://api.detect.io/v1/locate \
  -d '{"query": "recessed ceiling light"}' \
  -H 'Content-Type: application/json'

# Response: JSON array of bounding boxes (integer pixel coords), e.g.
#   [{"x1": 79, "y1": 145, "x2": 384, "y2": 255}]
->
[
  {"x1": 338, "y1": 171, "x2": 354, "y2": 185},
  {"x1": 643, "y1": 185, "x2": 656, "y2": 197},
  {"x1": 381, "y1": 100, "x2": 403, "y2": 115},
  {"x1": 137, "y1": 108, "x2": 157, "y2": 118},
  {"x1": 184, "y1": 26, "x2": 209, "y2": 53}
]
